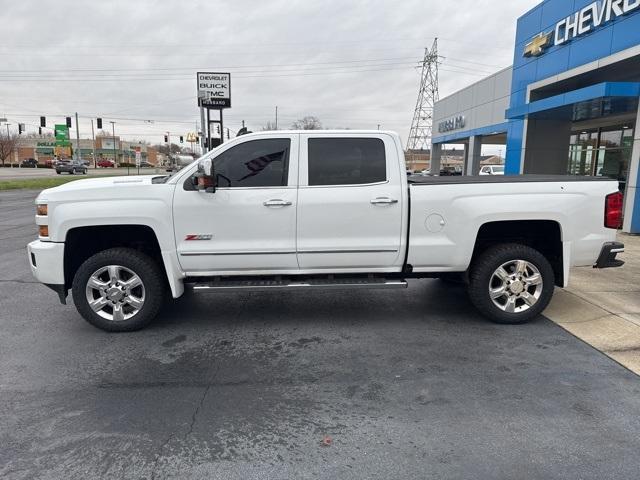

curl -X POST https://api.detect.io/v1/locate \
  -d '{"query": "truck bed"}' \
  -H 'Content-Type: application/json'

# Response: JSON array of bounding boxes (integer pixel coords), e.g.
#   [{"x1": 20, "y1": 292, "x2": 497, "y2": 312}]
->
[{"x1": 406, "y1": 175, "x2": 619, "y2": 276}]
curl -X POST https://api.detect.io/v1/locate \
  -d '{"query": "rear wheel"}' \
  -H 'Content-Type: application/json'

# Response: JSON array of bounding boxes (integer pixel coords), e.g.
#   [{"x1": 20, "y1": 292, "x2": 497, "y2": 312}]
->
[
  {"x1": 72, "y1": 248, "x2": 165, "y2": 332},
  {"x1": 468, "y1": 243, "x2": 555, "y2": 324}
]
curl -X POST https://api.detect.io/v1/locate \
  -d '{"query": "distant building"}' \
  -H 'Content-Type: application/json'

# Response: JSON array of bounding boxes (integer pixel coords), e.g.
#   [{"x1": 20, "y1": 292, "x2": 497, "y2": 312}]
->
[{"x1": 13, "y1": 135, "x2": 158, "y2": 166}]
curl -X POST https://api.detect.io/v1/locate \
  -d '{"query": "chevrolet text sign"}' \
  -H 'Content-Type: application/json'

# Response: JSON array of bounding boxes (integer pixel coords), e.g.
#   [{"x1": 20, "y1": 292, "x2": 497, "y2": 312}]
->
[
  {"x1": 524, "y1": 0, "x2": 640, "y2": 57},
  {"x1": 197, "y1": 72, "x2": 231, "y2": 109}
]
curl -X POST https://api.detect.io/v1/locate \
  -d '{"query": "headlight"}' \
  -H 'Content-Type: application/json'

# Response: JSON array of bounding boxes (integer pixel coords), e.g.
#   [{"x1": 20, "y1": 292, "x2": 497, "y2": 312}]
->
[{"x1": 37, "y1": 204, "x2": 48, "y2": 216}]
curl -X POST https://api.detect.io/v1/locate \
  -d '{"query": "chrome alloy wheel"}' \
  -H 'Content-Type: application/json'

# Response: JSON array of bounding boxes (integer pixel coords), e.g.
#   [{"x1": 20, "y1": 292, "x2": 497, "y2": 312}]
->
[
  {"x1": 85, "y1": 265, "x2": 145, "y2": 322},
  {"x1": 488, "y1": 260, "x2": 543, "y2": 313}
]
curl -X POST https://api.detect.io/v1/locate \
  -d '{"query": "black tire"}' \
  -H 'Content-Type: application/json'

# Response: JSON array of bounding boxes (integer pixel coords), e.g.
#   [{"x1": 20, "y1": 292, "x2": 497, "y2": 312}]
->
[
  {"x1": 468, "y1": 243, "x2": 555, "y2": 325},
  {"x1": 72, "y1": 248, "x2": 165, "y2": 332}
]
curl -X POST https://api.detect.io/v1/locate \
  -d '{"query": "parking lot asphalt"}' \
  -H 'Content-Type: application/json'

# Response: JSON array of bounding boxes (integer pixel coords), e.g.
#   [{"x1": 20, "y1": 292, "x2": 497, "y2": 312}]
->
[{"x1": 1, "y1": 189, "x2": 640, "y2": 480}]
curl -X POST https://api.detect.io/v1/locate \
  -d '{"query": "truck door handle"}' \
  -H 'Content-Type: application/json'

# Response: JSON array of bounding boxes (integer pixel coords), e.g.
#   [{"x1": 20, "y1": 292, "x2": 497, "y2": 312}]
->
[
  {"x1": 263, "y1": 199, "x2": 293, "y2": 207},
  {"x1": 370, "y1": 197, "x2": 398, "y2": 205}
]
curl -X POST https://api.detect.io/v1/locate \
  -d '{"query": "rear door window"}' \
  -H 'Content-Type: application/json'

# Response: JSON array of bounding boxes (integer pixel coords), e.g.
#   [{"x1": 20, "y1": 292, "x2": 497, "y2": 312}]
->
[{"x1": 307, "y1": 138, "x2": 386, "y2": 186}]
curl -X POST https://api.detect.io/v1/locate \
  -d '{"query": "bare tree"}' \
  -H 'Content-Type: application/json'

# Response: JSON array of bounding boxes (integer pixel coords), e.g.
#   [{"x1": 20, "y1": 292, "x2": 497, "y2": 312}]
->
[
  {"x1": 0, "y1": 132, "x2": 19, "y2": 166},
  {"x1": 291, "y1": 116, "x2": 323, "y2": 130},
  {"x1": 261, "y1": 121, "x2": 278, "y2": 131}
]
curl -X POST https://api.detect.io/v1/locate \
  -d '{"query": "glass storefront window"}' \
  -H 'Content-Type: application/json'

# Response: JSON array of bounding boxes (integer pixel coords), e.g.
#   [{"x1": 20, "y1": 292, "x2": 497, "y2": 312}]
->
[{"x1": 568, "y1": 125, "x2": 634, "y2": 190}]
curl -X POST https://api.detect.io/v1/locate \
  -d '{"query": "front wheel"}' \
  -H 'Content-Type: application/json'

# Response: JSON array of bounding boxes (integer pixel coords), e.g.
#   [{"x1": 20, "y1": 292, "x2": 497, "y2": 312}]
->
[
  {"x1": 468, "y1": 243, "x2": 555, "y2": 324},
  {"x1": 72, "y1": 248, "x2": 165, "y2": 332}
]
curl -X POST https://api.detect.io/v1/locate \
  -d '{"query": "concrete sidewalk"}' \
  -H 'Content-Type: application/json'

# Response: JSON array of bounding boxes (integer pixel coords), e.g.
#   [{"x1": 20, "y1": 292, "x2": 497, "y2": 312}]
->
[{"x1": 545, "y1": 233, "x2": 640, "y2": 374}]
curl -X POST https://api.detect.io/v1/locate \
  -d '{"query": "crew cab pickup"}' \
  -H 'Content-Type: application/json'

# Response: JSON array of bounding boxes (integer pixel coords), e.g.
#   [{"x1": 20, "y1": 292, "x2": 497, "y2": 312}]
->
[{"x1": 27, "y1": 131, "x2": 625, "y2": 332}]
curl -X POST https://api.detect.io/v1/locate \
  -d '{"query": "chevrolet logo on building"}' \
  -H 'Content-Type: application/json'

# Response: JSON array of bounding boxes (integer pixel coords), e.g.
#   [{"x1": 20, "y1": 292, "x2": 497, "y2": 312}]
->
[{"x1": 523, "y1": 31, "x2": 552, "y2": 57}]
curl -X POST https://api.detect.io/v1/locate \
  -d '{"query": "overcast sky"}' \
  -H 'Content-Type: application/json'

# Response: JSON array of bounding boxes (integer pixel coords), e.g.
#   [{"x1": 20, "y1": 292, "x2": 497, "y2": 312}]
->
[{"x1": 0, "y1": 0, "x2": 540, "y2": 151}]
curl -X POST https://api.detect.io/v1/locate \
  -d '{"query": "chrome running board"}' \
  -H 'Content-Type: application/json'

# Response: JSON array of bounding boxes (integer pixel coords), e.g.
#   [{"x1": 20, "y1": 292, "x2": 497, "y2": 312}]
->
[{"x1": 191, "y1": 277, "x2": 408, "y2": 293}]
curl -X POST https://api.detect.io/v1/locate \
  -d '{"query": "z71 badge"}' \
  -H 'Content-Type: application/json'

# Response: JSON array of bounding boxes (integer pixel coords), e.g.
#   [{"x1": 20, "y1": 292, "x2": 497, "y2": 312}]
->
[{"x1": 185, "y1": 234, "x2": 213, "y2": 241}]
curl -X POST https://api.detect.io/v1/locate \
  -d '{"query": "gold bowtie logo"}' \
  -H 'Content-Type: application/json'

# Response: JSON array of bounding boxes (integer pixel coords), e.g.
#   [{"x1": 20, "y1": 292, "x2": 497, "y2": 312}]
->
[{"x1": 524, "y1": 32, "x2": 552, "y2": 57}]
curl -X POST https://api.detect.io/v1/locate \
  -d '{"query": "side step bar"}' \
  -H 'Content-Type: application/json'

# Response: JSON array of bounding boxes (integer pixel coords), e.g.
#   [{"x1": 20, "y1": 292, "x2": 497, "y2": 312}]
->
[{"x1": 191, "y1": 278, "x2": 408, "y2": 293}]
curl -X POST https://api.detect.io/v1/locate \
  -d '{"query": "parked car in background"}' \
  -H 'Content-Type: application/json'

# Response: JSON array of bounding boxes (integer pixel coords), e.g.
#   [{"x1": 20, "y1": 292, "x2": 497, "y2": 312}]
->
[
  {"x1": 139, "y1": 161, "x2": 153, "y2": 168},
  {"x1": 480, "y1": 165, "x2": 505, "y2": 175},
  {"x1": 97, "y1": 160, "x2": 115, "y2": 168},
  {"x1": 420, "y1": 169, "x2": 431, "y2": 176},
  {"x1": 20, "y1": 158, "x2": 38, "y2": 168},
  {"x1": 440, "y1": 166, "x2": 463, "y2": 176},
  {"x1": 55, "y1": 159, "x2": 87, "y2": 175}
]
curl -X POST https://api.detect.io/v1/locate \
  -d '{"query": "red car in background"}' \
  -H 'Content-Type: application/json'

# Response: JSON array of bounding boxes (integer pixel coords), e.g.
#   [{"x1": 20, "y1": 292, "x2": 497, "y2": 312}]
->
[{"x1": 97, "y1": 160, "x2": 115, "y2": 168}]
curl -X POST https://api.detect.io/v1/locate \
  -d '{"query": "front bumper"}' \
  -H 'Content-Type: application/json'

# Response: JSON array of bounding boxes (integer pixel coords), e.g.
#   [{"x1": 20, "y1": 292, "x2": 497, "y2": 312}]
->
[
  {"x1": 27, "y1": 240, "x2": 67, "y2": 302},
  {"x1": 594, "y1": 241, "x2": 625, "y2": 269}
]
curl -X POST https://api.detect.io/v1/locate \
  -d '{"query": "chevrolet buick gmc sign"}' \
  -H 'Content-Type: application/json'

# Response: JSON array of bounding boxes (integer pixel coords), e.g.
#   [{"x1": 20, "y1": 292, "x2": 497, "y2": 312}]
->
[
  {"x1": 524, "y1": 0, "x2": 640, "y2": 57},
  {"x1": 197, "y1": 72, "x2": 231, "y2": 109},
  {"x1": 438, "y1": 115, "x2": 466, "y2": 133}
]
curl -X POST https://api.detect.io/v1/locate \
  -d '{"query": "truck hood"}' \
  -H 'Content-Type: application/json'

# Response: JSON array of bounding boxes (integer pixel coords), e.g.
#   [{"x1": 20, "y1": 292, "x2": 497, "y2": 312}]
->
[{"x1": 36, "y1": 175, "x2": 164, "y2": 203}]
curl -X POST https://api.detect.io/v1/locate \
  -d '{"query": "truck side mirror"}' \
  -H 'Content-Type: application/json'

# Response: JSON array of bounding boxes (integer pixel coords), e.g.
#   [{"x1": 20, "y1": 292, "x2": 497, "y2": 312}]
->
[{"x1": 195, "y1": 158, "x2": 216, "y2": 193}]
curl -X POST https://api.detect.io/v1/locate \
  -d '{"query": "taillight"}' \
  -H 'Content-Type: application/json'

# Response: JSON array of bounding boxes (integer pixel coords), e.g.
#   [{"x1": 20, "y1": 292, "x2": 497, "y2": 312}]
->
[{"x1": 604, "y1": 191, "x2": 623, "y2": 229}]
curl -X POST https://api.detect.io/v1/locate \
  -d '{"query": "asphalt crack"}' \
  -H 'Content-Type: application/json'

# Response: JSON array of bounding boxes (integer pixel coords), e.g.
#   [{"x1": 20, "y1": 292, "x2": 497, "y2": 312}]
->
[{"x1": 148, "y1": 362, "x2": 222, "y2": 480}]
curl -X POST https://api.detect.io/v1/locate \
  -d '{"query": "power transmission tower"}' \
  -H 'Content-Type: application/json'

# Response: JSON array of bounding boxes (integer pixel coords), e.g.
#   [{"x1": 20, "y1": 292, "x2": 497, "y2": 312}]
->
[{"x1": 407, "y1": 38, "x2": 439, "y2": 152}]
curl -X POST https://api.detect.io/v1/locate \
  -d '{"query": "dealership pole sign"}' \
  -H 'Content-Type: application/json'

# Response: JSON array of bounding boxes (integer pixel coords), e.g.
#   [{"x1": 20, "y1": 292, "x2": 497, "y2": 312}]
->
[
  {"x1": 524, "y1": 0, "x2": 640, "y2": 57},
  {"x1": 197, "y1": 72, "x2": 231, "y2": 109},
  {"x1": 196, "y1": 72, "x2": 231, "y2": 153}
]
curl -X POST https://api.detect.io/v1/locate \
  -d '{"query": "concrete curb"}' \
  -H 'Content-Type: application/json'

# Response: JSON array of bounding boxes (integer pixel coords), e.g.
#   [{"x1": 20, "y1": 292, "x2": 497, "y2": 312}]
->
[{"x1": 544, "y1": 288, "x2": 640, "y2": 375}]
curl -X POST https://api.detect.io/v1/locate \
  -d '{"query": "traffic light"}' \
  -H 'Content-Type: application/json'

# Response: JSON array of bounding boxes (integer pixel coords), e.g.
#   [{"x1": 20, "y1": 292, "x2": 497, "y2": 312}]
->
[
  {"x1": 40, "y1": 116, "x2": 46, "y2": 127},
  {"x1": 39, "y1": 127, "x2": 42, "y2": 135},
  {"x1": 179, "y1": 136, "x2": 183, "y2": 143},
  {"x1": 216, "y1": 125, "x2": 220, "y2": 134},
  {"x1": 164, "y1": 135, "x2": 168, "y2": 143},
  {"x1": 195, "y1": 136, "x2": 199, "y2": 143},
  {"x1": 96, "y1": 118, "x2": 102, "y2": 129},
  {"x1": 18, "y1": 123, "x2": 25, "y2": 134},
  {"x1": 66, "y1": 117, "x2": 72, "y2": 128}
]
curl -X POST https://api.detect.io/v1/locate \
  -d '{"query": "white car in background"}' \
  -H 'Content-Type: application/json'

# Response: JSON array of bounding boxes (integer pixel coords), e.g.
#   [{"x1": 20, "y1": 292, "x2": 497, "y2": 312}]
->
[{"x1": 480, "y1": 165, "x2": 505, "y2": 175}]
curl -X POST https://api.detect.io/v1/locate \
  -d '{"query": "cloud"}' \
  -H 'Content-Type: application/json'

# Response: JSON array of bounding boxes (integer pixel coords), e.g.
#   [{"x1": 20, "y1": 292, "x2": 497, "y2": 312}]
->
[{"x1": 0, "y1": 0, "x2": 540, "y2": 147}]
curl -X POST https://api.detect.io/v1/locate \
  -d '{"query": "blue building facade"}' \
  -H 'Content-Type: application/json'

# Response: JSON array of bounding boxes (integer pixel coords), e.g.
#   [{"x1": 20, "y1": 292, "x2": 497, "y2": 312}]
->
[{"x1": 432, "y1": 0, "x2": 640, "y2": 233}]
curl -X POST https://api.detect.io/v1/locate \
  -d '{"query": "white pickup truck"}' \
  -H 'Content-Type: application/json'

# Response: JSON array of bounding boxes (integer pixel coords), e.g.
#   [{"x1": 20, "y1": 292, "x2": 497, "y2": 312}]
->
[{"x1": 28, "y1": 131, "x2": 625, "y2": 332}]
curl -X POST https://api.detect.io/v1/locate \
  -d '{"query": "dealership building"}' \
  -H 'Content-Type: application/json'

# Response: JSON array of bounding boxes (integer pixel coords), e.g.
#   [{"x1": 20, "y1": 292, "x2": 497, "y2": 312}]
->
[{"x1": 431, "y1": 0, "x2": 640, "y2": 233}]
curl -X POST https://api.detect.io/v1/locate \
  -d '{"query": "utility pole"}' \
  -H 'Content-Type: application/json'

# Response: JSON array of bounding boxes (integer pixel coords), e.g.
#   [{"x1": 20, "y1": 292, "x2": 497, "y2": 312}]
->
[
  {"x1": 5, "y1": 123, "x2": 12, "y2": 167},
  {"x1": 109, "y1": 121, "x2": 119, "y2": 172},
  {"x1": 74, "y1": 112, "x2": 81, "y2": 162},
  {"x1": 90, "y1": 119, "x2": 97, "y2": 169},
  {"x1": 275, "y1": 106, "x2": 278, "y2": 130},
  {"x1": 408, "y1": 38, "x2": 440, "y2": 159}
]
